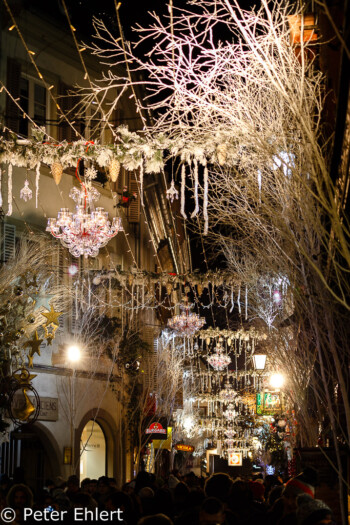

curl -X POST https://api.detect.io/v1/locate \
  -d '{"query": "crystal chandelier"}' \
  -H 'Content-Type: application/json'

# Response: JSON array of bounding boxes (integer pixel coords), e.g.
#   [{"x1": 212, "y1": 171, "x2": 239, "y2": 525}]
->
[
  {"x1": 46, "y1": 183, "x2": 123, "y2": 258},
  {"x1": 219, "y1": 382, "x2": 237, "y2": 403},
  {"x1": 207, "y1": 341, "x2": 231, "y2": 371},
  {"x1": 168, "y1": 303, "x2": 205, "y2": 337},
  {"x1": 223, "y1": 403, "x2": 236, "y2": 420}
]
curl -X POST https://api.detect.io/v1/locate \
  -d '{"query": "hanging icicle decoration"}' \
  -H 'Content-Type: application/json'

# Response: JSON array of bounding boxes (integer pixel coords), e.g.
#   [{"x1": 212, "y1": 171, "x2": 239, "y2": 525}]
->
[
  {"x1": 230, "y1": 286, "x2": 234, "y2": 313},
  {"x1": 245, "y1": 285, "x2": 248, "y2": 320},
  {"x1": 191, "y1": 159, "x2": 199, "y2": 218},
  {"x1": 35, "y1": 162, "x2": 40, "y2": 209},
  {"x1": 257, "y1": 170, "x2": 262, "y2": 203},
  {"x1": 237, "y1": 285, "x2": 241, "y2": 314},
  {"x1": 139, "y1": 158, "x2": 144, "y2": 206},
  {"x1": 203, "y1": 164, "x2": 209, "y2": 235},
  {"x1": 6, "y1": 164, "x2": 12, "y2": 217},
  {"x1": 0, "y1": 168, "x2": 2, "y2": 208},
  {"x1": 181, "y1": 163, "x2": 187, "y2": 219}
]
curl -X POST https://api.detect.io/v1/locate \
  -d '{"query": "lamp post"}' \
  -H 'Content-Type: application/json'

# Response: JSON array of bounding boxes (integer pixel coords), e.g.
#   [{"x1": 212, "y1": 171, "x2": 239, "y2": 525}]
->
[{"x1": 67, "y1": 345, "x2": 81, "y2": 475}]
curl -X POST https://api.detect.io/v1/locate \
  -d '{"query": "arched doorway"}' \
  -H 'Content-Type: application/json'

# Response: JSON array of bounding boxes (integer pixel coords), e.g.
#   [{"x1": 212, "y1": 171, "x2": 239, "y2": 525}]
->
[
  {"x1": 80, "y1": 420, "x2": 106, "y2": 482},
  {"x1": 1, "y1": 424, "x2": 61, "y2": 493}
]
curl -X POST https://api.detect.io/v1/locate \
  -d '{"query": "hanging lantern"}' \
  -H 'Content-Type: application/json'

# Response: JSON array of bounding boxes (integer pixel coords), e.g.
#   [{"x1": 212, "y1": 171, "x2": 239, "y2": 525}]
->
[
  {"x1": 109, "y1": 159, "x2": 121, "y2": 183},
  {"x1": 51, "y1": 162, "x2": 63, "y2": 185}
]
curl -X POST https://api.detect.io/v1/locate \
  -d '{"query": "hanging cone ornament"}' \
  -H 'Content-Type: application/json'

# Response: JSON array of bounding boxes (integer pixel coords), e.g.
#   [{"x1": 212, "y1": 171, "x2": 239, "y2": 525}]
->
[
  {"x1": 51, "y1": 162, "x2": 63, "y2": 185},
  {"x1": 216, "y1": 143, "x2": 227, "y2": 166},
  {"x1": 109, "y1": 159, "x2": 121, "y2": 183}
]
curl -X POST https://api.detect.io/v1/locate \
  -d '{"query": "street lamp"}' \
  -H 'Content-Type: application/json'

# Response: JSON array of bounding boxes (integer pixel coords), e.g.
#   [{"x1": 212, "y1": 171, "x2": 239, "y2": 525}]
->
[
  {"x1": 252, "y1": 354, "x2": 267, "y2": 371},
  {"x1": 252, "y1": 353, "x2": 267, "y2": 391}
]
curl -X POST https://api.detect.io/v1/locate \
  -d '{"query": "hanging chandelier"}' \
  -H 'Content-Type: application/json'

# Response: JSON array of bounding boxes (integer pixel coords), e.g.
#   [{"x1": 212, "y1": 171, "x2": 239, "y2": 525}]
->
[
  {"x1": 207, "y1": 341, "x2": 231, "y2": 371},
  {"x1": 223, "y1": 403, "x2": 237, "y2": 420},
  {"x1": 168, "y1": 303, "x2": 205, "y2": 337},
  {"x1": 219, "y1": 381, "x2": 237, "y2": 403},
  {"x1": 46, "y1": 183, "x2": 123, "y2": 258}
]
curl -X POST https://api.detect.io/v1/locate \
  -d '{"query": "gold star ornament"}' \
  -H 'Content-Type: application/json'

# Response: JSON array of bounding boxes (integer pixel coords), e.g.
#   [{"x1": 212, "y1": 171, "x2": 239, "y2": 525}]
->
[
  {"x1": 24, "y1": 331, "x2": 43, "y2": 357},
  {"x1": 41, "y1": 305, "x2": 63, "y2": 327}
]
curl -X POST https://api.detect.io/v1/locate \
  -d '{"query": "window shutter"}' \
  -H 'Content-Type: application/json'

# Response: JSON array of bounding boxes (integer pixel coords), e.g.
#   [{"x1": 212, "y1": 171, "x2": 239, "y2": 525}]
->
[
  {"x1": 6, "y1": 58, "x2": 21, "y2": 133},
  {"x1": 128, "y1": 173, "x2": 140, "y2": 223},
  {"x1": 2, "y1": 223, "x2": 16, "y2": 262}
]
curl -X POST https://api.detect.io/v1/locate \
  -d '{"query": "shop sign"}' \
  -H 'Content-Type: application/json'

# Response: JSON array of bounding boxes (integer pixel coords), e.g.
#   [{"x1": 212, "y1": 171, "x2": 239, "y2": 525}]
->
[
  {"x1": 175, "y1": 444, "x2": 195, "y2": 453},
  {"x1": 12, "y1": 395, "x2": 58, "y2": 421},
  {"x1": 146, "y1": 422, "x2": 167, "y2": 435},
  {"x1": 256, "y1": 391, "x2": 283, "y2": 415},
  {"x1": 228, "y1": 451, "x2": 242, "y2": 466}
]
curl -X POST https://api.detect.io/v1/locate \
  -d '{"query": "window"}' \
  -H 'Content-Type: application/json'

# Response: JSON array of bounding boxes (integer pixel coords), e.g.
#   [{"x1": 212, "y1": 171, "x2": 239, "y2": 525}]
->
[{"x1": 19, "y1": 75, "x2": 47, "y2": 137}]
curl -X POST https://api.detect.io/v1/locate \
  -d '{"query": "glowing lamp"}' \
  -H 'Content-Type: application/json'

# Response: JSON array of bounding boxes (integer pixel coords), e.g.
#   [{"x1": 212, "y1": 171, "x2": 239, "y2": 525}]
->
[
  {"x1": 67, "y1": 345, "x2": 81, "y2": 363},
  {"x1": 269, "y1": 373, "x2": 285, "y2": 389},
  {"x1": 252, "y1": 354, "x2": 267, "y2": 371}
]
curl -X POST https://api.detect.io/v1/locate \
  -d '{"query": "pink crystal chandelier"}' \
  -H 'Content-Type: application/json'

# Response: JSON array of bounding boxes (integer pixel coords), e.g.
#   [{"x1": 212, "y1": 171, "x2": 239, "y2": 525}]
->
[
  {"x1": 223, "y1": 403, "x2": 237, "y2": 420},
  {"x1": 168, "y1": 302, "x2": 205, "y2": 337},
  {"x1": 219, "y1": 382, "x2": 237, "y2": 403},
  {"x1": 207, "y1": 341, "x2": 231, "y2": 371},
  {"x1": 46, "y1": 183, "x2": 123, "y2": 258}
]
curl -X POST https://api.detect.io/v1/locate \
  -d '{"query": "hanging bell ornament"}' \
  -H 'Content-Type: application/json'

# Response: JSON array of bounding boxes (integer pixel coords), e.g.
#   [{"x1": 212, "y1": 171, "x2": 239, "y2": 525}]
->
[
  {"x1": 206, "y1": 337, "x2": 211, "y2": 345},
  {"x1": 197, "y1": 284, "x2": 203, "y2": 296},
  {"x1": 166, "y1": 284, "x2": 172, "y2": 296},
  {"x1": 227, "y1": 338, "x2": 232, "y2": 347},
  {"x1": 216, "y1": 143, "x2": 227, "y2": 166},
  {"x1": 51, "y1": 162, "x2": 63, "y2": 185},
  {"x1": 109, "y1": 159, "x2": 121, "y2": 183}
]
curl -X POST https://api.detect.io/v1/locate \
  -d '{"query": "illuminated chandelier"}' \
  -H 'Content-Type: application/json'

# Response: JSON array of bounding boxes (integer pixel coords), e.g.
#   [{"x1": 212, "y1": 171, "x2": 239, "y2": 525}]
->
[
  {"x1": 219, "y1": 381, "x2": 238, "y2": 403},
  {"x1": 207, "y1": 341, "x2": 231, "y2": 371},
  {"x1": 168, "y1": 303, "x2": 205, "y2": 337},
  {"x1": 223, "y1": 403, "x2": 237, "y2": 420},
  {"x1": 46, "y1": 183, "x2": 123, "y2": 258}
]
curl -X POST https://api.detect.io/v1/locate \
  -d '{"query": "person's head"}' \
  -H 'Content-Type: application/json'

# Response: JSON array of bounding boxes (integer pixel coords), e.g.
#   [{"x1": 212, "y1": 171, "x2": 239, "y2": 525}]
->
[
  {"x1": 88, "y1": 479, "x2": 98, "y2": 494},
  {"x1": 81, "y1": 478, "x2": 91, "y2": 492},
  {"x1": 296, "y1": 494, "x2": 333, "y2": 525},
  {"x1": 7, "y1": 483, "x2": 33, "y2": 509},
  {"x1": 268, "y1": 485, "x2": 284, "y2": 506},
  {"x1": 97, "y1": 476, "x2": 110, "y2": 495},
  {"x1": 248, "y1": 481, "x2": 265, "y2": 502},
  {"x1": 199, "y1": 497, "x2": 225, "y2": 525},
  {"x1": 204, "y1": 473, "x2": 233, "y2": 504},
  {"x1": 67, "y1": 475, "x2": 80, "y2": 492},
  {"x1": 283, "y1": 471, "x2": 315, "y2": 510},
  {"x1": 137, "y1": 514, "x2": 173, "y2": 525}
]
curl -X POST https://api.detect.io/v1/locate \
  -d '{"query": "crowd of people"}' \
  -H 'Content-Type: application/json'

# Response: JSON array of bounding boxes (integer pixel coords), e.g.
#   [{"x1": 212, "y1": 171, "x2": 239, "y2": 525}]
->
[{"x1": 0, "y1": 467, "x2": 337, "y2": 524}]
